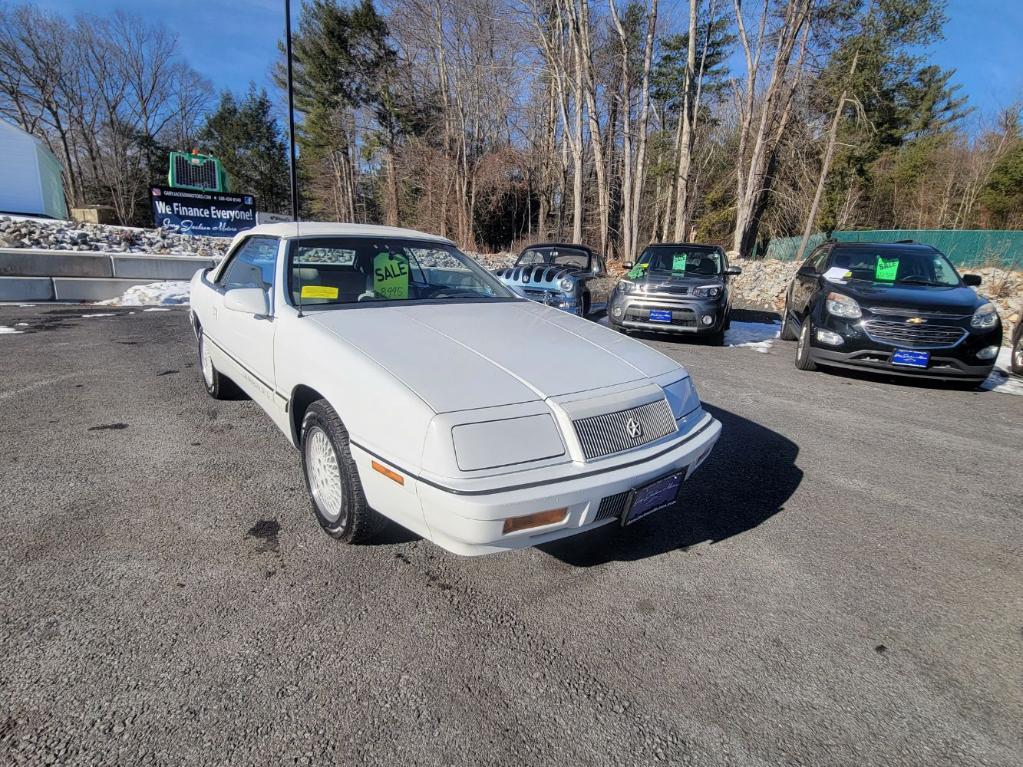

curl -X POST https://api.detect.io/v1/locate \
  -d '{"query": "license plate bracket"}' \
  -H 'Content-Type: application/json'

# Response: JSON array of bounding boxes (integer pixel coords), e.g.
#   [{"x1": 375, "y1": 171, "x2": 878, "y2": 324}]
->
[
  {"x1": 621, "y1": 472, "x2": 683, "y2": 527},
  {"x1": 891, "y1": 349, "x2": 929, "y2": 368},
  {"x1": 649, "y1": 309, "x2": 672, "y2": 323}
]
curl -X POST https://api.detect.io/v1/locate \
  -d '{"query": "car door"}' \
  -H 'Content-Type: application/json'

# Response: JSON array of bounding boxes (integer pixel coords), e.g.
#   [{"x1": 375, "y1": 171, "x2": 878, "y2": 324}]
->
[
  {"x1": 208, "y1": 235, "x2": 281, "y2": 410},
  {"x1": 790, "y1": 246, "x2": 829, "y2": 318}
]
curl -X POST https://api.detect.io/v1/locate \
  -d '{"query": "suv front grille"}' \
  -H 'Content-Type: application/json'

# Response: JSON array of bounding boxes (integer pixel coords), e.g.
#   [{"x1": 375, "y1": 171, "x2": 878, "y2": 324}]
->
[
  {"x1": 862, "y1": 319, "x2": 966, "y2": 348},
  {"x1": 573, "y1": 399, "x2": 676, "y2": 460}
]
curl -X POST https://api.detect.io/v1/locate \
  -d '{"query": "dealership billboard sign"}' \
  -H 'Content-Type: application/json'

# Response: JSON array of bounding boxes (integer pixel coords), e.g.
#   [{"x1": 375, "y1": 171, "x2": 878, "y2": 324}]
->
[{"x1": 149, "y1": 186, "x2": 256, "y2": 237}]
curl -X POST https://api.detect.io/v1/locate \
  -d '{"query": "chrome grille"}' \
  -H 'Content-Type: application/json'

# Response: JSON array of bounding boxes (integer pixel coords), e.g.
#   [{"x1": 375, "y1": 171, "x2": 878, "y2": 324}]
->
[
  {"x1": 594, "y1": 491, "x2": 630, "y2": 522},
  {"x1": 573, "y1": 399, "x2": 676, "y2": 460},
  {"x1": 862, "y1": 319, "x2": 966, "y2": 348}
]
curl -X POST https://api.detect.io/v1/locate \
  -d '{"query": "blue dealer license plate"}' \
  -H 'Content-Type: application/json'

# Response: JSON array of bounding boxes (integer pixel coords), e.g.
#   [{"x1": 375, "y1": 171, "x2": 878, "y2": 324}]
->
[
  {"x1": 891, "y1": 349, "x2": 929, "y2": 368},
  {"x1": 622, "y1": 472, "x2": 683, "y2": 526},
  {"x1": 649, "y1": 309, "x2": 672, "y2": 323}
]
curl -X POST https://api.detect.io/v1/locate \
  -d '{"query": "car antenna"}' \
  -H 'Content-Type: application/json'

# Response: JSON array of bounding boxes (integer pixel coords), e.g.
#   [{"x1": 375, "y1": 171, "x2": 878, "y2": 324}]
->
[{"x1": 284, "y1": 0, "x2": 303, "y2": 318}]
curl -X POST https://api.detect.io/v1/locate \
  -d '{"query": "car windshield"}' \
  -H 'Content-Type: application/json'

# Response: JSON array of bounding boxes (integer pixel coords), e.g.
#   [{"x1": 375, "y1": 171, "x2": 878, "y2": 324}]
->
[
  {"x1": 287, "y1": 237, "x2": 516, "y2": 307},
  {"x1": 516, "y1": 245, "x2": 591, "y2": 270},
  {"x1": 829, "y1": 247, "x2": 961, "y2": 287},
  {"x1": 632, "y1": 245, "x2": 722, "y2": 277}
]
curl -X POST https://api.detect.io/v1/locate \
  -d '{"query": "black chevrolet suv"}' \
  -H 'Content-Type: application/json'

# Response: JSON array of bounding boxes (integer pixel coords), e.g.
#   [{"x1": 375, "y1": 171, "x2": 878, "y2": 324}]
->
[{"x1": 781, "y1": 241, "x2": 1002, "y2": 387}]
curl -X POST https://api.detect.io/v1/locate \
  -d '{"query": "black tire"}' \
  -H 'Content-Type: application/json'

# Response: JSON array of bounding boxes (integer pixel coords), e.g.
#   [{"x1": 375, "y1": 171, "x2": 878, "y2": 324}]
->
[
  {"x1": 581, "y1": 293, "x2": 591, "y2": 318},
  {"x1": 706, "y1": 329, "x2": 725, "y2": 346},
  {"x1": 795, "y1": 318, "x2": 818, "y2": 371},
  {"x1": 1012, "y1": 333, "x2": 1023, "y2": 376},
  {"x1": 779, "y1": 300, "x2": 798, "y2": 341},
  {"x1": 299, "y1": 399, "x2": 387, "y2": 543},
  {"x1": 198, "y1": 328, "x2": 239, "y2": 400}
]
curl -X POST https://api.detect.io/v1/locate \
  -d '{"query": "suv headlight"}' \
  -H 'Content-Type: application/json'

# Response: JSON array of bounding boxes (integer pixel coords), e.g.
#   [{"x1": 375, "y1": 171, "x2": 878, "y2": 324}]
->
[
  {"x1": 971, "y1": 302, "x2": 998, "y2": 329},
  {"x1": 692, "y1": 286, "x2": 722, "y2": 298},
  {"x1": 825, "y1": 292, "x2": 861, "y2": 319},
  {"x1": 559, "y1": 278, "x2": 575, "y2": 293},
  {"x1": 618, "y1": 280, "x2": 635, "y2": 294}
]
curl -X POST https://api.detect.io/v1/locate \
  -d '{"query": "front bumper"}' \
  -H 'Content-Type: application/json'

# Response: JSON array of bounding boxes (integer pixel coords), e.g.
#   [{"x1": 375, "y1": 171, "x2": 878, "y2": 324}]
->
[
  {"x1": 353, "y1": 410, "x2": 721, "y2": 556},
  {"x1": 510, "y1": 286, "x2": 581, "y2": 315},
  {"x1": 608, "y1": 292, "x2": 726, "y2": 334},
  {"x1": 807, "y1": 310, "x2": 1001, "y2": 382}
]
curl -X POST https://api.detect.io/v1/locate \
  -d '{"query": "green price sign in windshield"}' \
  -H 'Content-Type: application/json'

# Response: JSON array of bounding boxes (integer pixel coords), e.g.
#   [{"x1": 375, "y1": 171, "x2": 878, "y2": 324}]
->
[
  {"x1": 374, "y1": 251, "x2": 410, "y2": 299},
  {"x1": 875, "y1": 256, "x2": 899, "y2": 282},
  {"x1": 672, "y1": 254, "x2": 687, "y2": 272},
  {"x1": 628, "y1": 263, "x2": 648, "y2": 279}
]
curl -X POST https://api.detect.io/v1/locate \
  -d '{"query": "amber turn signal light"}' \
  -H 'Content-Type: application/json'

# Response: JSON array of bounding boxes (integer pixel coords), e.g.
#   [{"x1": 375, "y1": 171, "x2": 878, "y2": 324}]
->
[
  {"x1": 502, "y1": 507, "x2": 568, "y2": 535},
  {"x1": 371, "y1": 460, "x2": 405, "y2": 486}
]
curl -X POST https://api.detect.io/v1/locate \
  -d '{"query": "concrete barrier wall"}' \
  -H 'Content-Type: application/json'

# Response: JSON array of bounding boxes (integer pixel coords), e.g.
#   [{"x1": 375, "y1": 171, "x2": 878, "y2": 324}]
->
[
  {"x1": 0, "y1": 276, "x2": 55, "y2": 301},
  {"x1": 111, "y1": 255, "x2": 214, "y2": 280},
  {"x1": 0, "y1": 250, "x2": 113, "y2": 278},
  {"x1": 0, "y1": 248, "x2": 218, "y2": 301}
]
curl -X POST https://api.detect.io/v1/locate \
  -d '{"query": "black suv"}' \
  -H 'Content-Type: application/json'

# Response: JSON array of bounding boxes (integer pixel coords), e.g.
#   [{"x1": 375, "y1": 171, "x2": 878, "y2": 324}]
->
[{"x1": 781, "y1": 241, "x2": 1002, "y2": 387}]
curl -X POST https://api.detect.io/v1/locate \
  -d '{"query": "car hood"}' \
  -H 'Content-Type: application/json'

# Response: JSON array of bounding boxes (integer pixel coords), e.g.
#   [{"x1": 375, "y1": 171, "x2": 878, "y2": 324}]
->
[
  {"x1": 309, "y1": 300, "x2": 682, "y2": 413},
  {"x1": 834, "y1": 281, "x2": 982, "y2": 313}
]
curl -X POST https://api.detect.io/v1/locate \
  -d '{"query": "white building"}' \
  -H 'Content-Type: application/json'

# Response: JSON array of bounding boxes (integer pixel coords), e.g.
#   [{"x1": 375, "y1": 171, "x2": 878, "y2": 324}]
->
[{"x1": 0, "y1": 119, "x2": 68, "y2": 219}]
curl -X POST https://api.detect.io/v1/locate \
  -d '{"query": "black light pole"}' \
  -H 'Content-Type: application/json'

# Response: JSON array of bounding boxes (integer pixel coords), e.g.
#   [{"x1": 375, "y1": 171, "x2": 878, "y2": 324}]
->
[{"x1": 284, "y1": 0, "x2": 299, "y2": 222}]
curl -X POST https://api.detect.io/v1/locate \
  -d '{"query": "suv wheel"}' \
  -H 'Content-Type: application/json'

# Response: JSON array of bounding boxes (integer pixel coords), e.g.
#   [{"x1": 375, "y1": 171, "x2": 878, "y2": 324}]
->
[
  {"x1": 1012, "y1": 333, "x2": 1023, "y2": 375},
  {"x1": 794, "y1": 318, "x2": 817, "y2": 371}
]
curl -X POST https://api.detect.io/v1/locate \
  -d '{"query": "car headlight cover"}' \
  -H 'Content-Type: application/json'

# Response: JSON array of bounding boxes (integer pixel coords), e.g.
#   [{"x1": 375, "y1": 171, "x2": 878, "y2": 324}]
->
[
  {"x1": 618, "y1": 280, "x2": 635, "y2": 294},
  {"x1": 662, "y1": 377, "x2": 700, "y2": 420},
  {"x1": 452, "y1": 414, "x2": 566, "y2": 471},
  {"x1": 971, "y1": 302, "x2": 998, "y2": 329},
  {"x1": 825, "y1": 292, "x2": 862, "y2": 319},
  {"x1": 693, "y1": 285, "x2": 722, "y2": 298},
  {"x1": 559, "y1": 278, "x2": 575, "y2": 292}
]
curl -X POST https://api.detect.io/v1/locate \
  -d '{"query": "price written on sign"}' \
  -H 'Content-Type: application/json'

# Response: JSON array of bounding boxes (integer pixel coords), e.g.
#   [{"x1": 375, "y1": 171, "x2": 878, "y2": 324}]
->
[{"x1": 374, "y1": 252, "x2": 410, "y2": 299}]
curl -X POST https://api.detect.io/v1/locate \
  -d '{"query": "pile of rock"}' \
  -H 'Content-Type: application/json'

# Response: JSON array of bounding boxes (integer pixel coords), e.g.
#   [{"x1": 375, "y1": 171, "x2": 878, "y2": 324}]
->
[{"x1": 0, "y1": 216, "x2": 230, "y2": 258}]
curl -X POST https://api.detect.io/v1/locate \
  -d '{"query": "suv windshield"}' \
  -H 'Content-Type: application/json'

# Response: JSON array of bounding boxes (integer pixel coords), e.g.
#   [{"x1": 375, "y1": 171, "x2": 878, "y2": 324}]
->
[
  {"x1": 516, "y1": 245, "x2": 591, "y2": 270},
  {"x1": 829, "y1": 246, "x2": 961, "y2": 287},
  {"x1": 287, "y1": 237, "x2": 516, "y2": 307},
  {"x1": 632, "y1": 245, "x2": 722, "y2": 277}
]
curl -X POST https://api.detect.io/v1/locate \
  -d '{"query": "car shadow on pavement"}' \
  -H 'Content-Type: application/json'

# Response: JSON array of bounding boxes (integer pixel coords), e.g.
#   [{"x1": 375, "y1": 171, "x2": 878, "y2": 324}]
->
[{"x1": 538, "y1": 403, "x2": 802, "y2": 567}]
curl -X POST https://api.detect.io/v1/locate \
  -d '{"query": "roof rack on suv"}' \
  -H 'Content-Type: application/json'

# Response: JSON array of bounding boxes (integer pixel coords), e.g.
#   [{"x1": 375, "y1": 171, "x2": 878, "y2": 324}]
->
[{"x1": 894, "y1": 239, "x2": 916, "y2": 244}]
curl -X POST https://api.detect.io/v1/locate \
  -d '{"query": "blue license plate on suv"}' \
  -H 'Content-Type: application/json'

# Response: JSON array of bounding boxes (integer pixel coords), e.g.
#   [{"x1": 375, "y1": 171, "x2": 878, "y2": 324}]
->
[
  {"x1": 649, "y1": 309, "x2": 672, "y2": 323},
  {"x1": 892, "y1": 349, "x2": 930, "y2": 368}
]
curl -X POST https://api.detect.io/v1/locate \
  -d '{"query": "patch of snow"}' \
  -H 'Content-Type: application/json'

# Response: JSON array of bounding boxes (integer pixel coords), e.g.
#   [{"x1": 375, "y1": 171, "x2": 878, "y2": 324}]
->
[
  {"x1": 80, "y1": 313, "x2": 116, "y2": 318},
  {"x1": 0, "y1": 325, "x2": 23, "y2": 334},
  {"x1": 725, "y1": 321, "x2": 780, "y2": 353},
  {"x1": 15, "y1": 322, "x2": 28, "y2": 327},
  {"x1": 17, "y1": 304, "x2": 36, "y2": 307},
  {"x1": 980, "y1": 346, "x2": 1023, "y2": 396},
  {"x1": 99, "y1": 281, "x2": 189, "y2": 307},
  {"x1": 143, "y1": 307, "x2": 172, "y2": 312}
]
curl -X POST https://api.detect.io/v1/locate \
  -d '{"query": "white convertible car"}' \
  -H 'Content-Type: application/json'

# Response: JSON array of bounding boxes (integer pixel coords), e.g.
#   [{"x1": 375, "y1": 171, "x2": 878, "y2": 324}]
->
[{"x1": 189, "y1": 223, "x2": 721, "y2": 555}]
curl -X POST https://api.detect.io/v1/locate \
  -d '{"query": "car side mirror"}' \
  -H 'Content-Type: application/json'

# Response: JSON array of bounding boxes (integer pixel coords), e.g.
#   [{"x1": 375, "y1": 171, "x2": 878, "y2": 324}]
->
[
  {"x1": 724, "y1": 266, "x2": 742, "y2": 276},
  {"x1": 623, "y1": 261, "x2": 634, "y2": 269},
  {"x1": 797, "y1": 265, "x2": 817, "y2": 278},
  {"x1": 224, "y1": 287, "x2": 270, "y2": 317},
  {"x1": 962, "y1": 274, "x2": 982, "y2": 287}
]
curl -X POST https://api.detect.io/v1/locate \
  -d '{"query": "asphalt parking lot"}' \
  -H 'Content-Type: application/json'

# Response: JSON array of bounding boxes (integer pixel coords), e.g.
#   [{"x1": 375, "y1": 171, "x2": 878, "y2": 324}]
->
[{"x1": 1, "y1": 304, "x2": 1021, "y2": 766}]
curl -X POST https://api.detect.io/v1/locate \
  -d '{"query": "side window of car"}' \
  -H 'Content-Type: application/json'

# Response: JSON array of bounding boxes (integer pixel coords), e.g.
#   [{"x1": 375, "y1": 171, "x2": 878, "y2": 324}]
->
[
  {"x1": 806, "y1": 247, "x2": 828, "y2": 273},
  {"x1": 217, "y1": 236, "x2": 279, "y2": 291}
]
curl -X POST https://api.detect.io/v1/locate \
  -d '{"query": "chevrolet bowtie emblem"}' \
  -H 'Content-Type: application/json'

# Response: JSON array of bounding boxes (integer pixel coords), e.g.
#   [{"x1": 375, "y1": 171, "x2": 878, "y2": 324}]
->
[{"x1": 906, "y1": 317, "x2": 927, "y2": 325}]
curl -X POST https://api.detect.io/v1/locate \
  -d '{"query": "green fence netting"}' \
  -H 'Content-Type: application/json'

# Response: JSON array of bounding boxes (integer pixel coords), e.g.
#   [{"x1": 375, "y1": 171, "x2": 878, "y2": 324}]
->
[{"x1": 761, "y1": 230, "x2": 1023, "y2": 268}]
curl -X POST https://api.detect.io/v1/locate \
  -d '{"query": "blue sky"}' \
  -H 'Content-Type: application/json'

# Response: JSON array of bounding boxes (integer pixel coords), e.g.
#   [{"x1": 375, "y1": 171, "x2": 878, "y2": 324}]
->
[{"x1": 34, "y1": 0, "x2": 1023, "y2": 123}]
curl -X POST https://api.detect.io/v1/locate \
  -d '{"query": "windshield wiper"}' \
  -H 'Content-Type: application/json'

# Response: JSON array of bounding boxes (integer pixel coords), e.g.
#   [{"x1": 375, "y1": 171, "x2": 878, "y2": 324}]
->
[{"x1": 895, "y1": 276, "x2": 943, "y2": 286}]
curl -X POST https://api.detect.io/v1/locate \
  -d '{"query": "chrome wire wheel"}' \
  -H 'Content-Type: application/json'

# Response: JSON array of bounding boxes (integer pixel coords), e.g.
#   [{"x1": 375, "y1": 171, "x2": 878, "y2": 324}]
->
[
  {"x1": 797, "y1": 321, "x2": 808, "y2": 356},
  {"x1": 305, "y1": 426, "x2": 346, "y2": 525},
  {"x1": 200, "y1": 333, "x2": 214, "y2": 388},
  {"x1": 1014, "y1": 337, "x2": 1023, "y2": 373}
]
